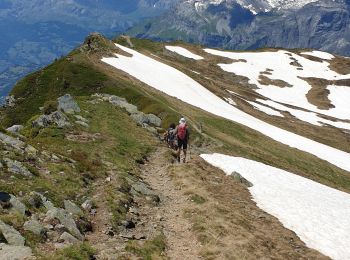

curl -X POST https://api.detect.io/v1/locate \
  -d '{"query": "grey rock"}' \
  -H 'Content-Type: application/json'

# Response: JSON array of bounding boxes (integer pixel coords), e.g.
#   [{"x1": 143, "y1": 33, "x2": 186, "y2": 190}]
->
[
  {"x1": 9, "y1": 195, "x2": 26, "y2": 216},
  {"x1": 57, "y1": 94, "x2": 80, "y2": 114},
  {"x1": 130, "y1": 112, "x2": 148, "y2": 126},
  {"x1": 32, "y1": 111, "x2": 71, "y2": 128},
  {"x1": 81, "y1": 199, "x2": 93, "y2": 212},
  {"x1": 46, "y1": 208, "x2": 84, "y2": 240},
  {"x1": 59, "y1": 232, "x2": 79, "y2": 244},
  {"x1": 145, "y1": 114, "x2": 162, "y2": 127},
  {"x1": 6, "y1": 125, "x2": 24, "y2": 134},
  {"x1": 0, "y1": 243, "x2": 33, "y2": 260},
  {"x1": 231, "y1": 171, "x2": 253, "y2": 187},
  {"x1": 75, "y1": 120, "x2": 89, "y2": 127},
  {"x1": 3, "y1": 158, "x2": 33, "y2": 177},
  {"x1": 131, "y1": 182, "x2": 153, "y2": 196},
  {"x1": 74, "y1": 115, "x2": 89, "y2": 123},
  {"x1": 4, "y1": 96, "x2": 16, "y2": 107},
  {"x1": 23, "y1": 219, "x2": 46, "y2": 236},
  {"x1": 64, "y1": 200, "x2": 83, "y2": 216},
  {"x1": 0, "y1": 221, "x2": 25, "y2": 246},
  {"x1": 146, "y1": 126, "x2": 158, "y2": 135},
  {"x1": 0, "y1": 133, "x2": 26, "y2": 152}
]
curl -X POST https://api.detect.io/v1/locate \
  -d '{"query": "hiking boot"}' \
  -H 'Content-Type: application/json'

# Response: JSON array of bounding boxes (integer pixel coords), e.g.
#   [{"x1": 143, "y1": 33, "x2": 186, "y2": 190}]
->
[{"x1": 177, "y1": 156, "x2": 180, "y2": 163}]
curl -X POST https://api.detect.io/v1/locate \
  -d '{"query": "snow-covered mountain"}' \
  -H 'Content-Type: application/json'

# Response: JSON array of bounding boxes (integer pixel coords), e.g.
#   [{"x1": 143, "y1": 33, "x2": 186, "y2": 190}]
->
[{"x1": 129, "y1": 0, "x2": 350, "y2": 56}]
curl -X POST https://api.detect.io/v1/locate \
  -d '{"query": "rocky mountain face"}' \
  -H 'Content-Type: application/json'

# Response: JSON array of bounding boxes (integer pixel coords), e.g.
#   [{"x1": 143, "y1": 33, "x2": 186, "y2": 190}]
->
[
  {"x1": 0, "y1": 0, "x2": 178, "y2": 99},
  {"x1": 129, "y1": 0, "x2": 350, "y2": 56}
]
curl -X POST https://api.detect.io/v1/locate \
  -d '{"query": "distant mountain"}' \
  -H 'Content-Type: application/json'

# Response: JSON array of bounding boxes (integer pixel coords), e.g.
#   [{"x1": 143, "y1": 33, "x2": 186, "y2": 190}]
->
[
  {"x1": 0, "y1": 0, "x2": 178, "y2": 98},
  {"x1": 129, "y1": 0, "x2": 350, "y2": 56}
]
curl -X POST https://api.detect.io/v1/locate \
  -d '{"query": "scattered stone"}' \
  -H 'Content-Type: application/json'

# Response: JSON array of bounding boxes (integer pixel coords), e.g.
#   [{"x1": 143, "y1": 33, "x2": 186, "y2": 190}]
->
[
  {"x1": 59, "y1": 232, "x2": 79, "y2": 244},
  {"x1": 81, "y1": 199, "x2": 93, "y2": 212},
  {"x1": 44, "y1": 224, "x2": 54, "y2": 230},
  {"x1": 105, "y1": 177, "x2": 111, "y2": 182},
  {"x1": 6, "y1": 125, "x2": 24, "y2": 134},
  {"x1": 0, "y1": 243, "x2": 33, "y2": 260},
  {"x1": 0, "y1": 221, "x2": 25, "y2": 246},
  {"x1": 4, "y1": 96, "x2": 15, "y2": 107},
  {"x1": 104, "y1": 227, "x2": 114, "y2": 237},
  {"x1": 231, "y1": 171, "x2": 253, "y2": 187},
  {"x1": 3, "y1": 158, "x2": 33, "y2": 177},
  {"x1": 0, "y1": 133, "x2": 26, "y2": 153},
  {"x1": 131, "y1": 182, "x2": 153, "y2": 196},
  {"x1": 46, "y1": 208, "x2": 84, "y2": 240},
  {"x1": 121, "y1": 220, "x2": 136, "y2": 229},
  {"x1": 74, "y1": 115, "x2": 89, "y2": 123},
  {"x1": 51, "y1": 154, "x2": 60, "y2": 162},
  {"x1": 23, "y1": 219, "x2": 46, "y2": 236},
  {"x1": 128, "y1": 207, "x2": 139, "y2": 216},
  {"x1": 75, "y1": 120, "x2": 89, "y2": 127},
  {"x1": 57, "y1": 94, "x2": 80, "y2": 114},
  {"x1": 64, "y1": 200, "x2": 83, "y2": 216},
  {"x1": 9, "y1": 195, "x2": 26, "y2": 216},
  {"x1": 32, "y1": 111, "x2": 71, "y2": 128}
]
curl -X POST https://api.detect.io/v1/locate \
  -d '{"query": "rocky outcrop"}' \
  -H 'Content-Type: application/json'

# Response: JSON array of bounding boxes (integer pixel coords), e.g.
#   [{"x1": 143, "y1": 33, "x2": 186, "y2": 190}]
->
[
  {"x1": 0, "y1": 221, "x2": 25, "y2": 246},
  {"x1": 23, "y1": 219, "x2": 46, "y2": 236},
  {"x1": 57, "y1": 94, "x2": 81, "y2": 114},
  {"x1": 32, "y1": 111, "x2": 71, "y2": 128},
  {"x1": 92, "y1": 94, "x2": 163, "y2": 130},
  {"x1": 0, "y1": 132, "x2": 37, "y2": 156},
  {"x1": 3, "y1": 158, "x2": 33, "y2": 177},
  {"x1": 6, "y1": 125, "x2": 23, "y2": 134},
  {"x1": 0, "y1": 244, "x2": 33, "y2": 260},
  {"x1": 231, "y1": 171, "x2": 253, "y2": 187},
  {"x1": 9, "y1": 195, "x2": 26, "y2": 216},
  {"x1": 64, "y1": 200, "x2": 83, "y2": 216}
]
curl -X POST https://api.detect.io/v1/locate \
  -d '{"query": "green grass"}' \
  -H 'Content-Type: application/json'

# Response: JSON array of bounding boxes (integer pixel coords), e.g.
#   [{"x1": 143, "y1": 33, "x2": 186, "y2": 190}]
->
[
  {"x1": 39, "y1": 243, "x2": 96, "y2": 260},
  {"x1": 126, "y1": 233, "x2": 166, "y2": 260}
]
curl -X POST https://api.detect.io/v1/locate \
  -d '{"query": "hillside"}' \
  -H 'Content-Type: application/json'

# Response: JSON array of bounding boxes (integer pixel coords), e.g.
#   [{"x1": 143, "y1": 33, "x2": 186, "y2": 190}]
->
[{"x1": 0, "y1": 34, "x2": 350, "y2": 259}]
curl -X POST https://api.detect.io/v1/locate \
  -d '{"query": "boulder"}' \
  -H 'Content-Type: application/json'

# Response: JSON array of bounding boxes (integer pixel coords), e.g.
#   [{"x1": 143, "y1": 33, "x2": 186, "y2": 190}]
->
[
  {"x1": 0, "y1": 243, "x2": 33, "y2": 260},
  {"x1": 6, "y1": 125, "x2": 24, "y2": 134},
  {"x1": 23, "y1": 219, "x2": 46, "y2": 236},
  {"x1": 32, "y1": 111, "x2": 71, "y2": 128},
  {"x1": 0, "y1": 133, "x2": 26, "y2": 152},
  {"x1": 75, "y1": 121, "x2": 89, "y2": 127},
  {"x1": 131, "y1": 182, "x2": 153, "y2": 196},
  {"x1": 74, "y1": 115, "x2": 89, "y2": 123},
  {"x1": 145, "y1": 114, "x2": 162, "y2": 127},
  {"x1": 231, "y1": 171, "x2": 253, "y2": 187},
  {"x1": 4, "y1": 96, "x2": 15, "y2": 107},
  {"x1": 0, "y1": 221, "x2": 25, "y2": 246},
  {"x1": 64, "y1": 200, "x2": 83, "y2": 216},
  {"x1": 3, "y1": 158, "x2": 33, "y2": 177},
  {"x1": 9, "y1": 195, "x2": 26, "y2": 216},
  {"x1": 57, "y1": 94, "x2": 80, "y2": 114},
  {"x1": 46, "y1": 208, "x2": 84, "y2": 240},
  {"x1": 130, "y1": 112, "x2": 148, "y2": 126},
  {"x1": 59, "y1": 232, "x2": 79, "y2": 244}
]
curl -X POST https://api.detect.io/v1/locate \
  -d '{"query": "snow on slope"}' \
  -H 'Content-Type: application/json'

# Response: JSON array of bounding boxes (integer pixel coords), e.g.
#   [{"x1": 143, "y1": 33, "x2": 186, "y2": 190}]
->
[
  {"x1": 301, "y1": 50, "x2": 335, "y2": 60},
  {"x1": 165, "y1": 46, "x2": 204, "y2": 60},
  {"x1": 201, "y1": 153, "x2": 350, "y2": 260},
  {"x1": 256, "y1": 99, "x2": 350, "y2": 130},
  {"x1": 204, "y1": 49, "x2": 350, "y2": 121},
  {"x1": 102, "y1": 44, "x2": 350, "y2": 172}
]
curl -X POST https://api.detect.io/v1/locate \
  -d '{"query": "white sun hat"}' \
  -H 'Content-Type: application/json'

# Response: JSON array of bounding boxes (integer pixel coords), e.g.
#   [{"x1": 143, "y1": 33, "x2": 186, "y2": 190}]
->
[{"x1": 179, "y1": 117, "x2": 186, "y2": 124}]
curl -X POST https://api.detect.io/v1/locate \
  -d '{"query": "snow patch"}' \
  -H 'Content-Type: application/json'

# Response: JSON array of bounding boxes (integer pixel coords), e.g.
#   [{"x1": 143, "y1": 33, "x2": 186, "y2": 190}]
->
[
  {"x1": 246, "y1": 100, "x2": 284, "y2": 117},
  {"x1": 204, "y1": 48, "x2": 350, "y2": 121},
  {"x1": 200, "y1": 153, "x2": 350, "y2": 260},
  {"x1": 301, "y1": 50, "x2": 335, "y2": 60},
  {"x1": 102, "y1": 44, "x2": 350, "y2": 172},
  {"x1": 166, "y1": 46, "x2": 204, "y2": 60}
]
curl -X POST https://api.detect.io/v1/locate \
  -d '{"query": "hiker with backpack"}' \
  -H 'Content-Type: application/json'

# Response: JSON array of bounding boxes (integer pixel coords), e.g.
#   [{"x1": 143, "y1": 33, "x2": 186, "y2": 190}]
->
[
  {"x1": 175, "y1": 117, "x2": 190, "y2": 163},
  {"x1": 165, "y1": 123, "x2": 177, "y2": 150}
]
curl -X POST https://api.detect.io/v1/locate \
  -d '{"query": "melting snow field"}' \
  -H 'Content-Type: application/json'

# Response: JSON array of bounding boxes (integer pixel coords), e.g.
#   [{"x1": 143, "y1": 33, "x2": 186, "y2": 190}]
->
[
  {"x1": 204, "y1": 48, "x2": 350, "y2": 121},
  {"x1": 200, "y1": 153, "x2": 350, "y2": 260},
  {"x1": 165, "y1": 46, "x2": 204, "y2": 60},
  {"x1": 102, "y1": 44, "x2": 350, "y2": 172}
]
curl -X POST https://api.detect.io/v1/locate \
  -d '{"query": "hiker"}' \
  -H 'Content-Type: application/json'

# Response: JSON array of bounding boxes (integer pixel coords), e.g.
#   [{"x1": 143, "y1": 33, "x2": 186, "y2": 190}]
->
[
  {"x1": 175, "y1": 117, "x2": 190, "y2": 163},
  {"x1": 165, "y1": 123, "x2": 177, "y2": 149}
]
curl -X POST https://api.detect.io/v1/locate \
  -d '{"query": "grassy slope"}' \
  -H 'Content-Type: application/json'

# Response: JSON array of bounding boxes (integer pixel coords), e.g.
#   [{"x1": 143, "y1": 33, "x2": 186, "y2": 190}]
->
[{"x1": 2, "y1": 35, "x2": 350, "y2": 193}]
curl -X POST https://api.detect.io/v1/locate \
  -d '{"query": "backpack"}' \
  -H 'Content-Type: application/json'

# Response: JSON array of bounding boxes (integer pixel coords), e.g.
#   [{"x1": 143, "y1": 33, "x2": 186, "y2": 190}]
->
[
  {"x1": 168, "y1": 128, "x2": 176, "y2": 142},
  {"x1": 177, "y1": 123, "x2": 187, "y2": 140}
]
